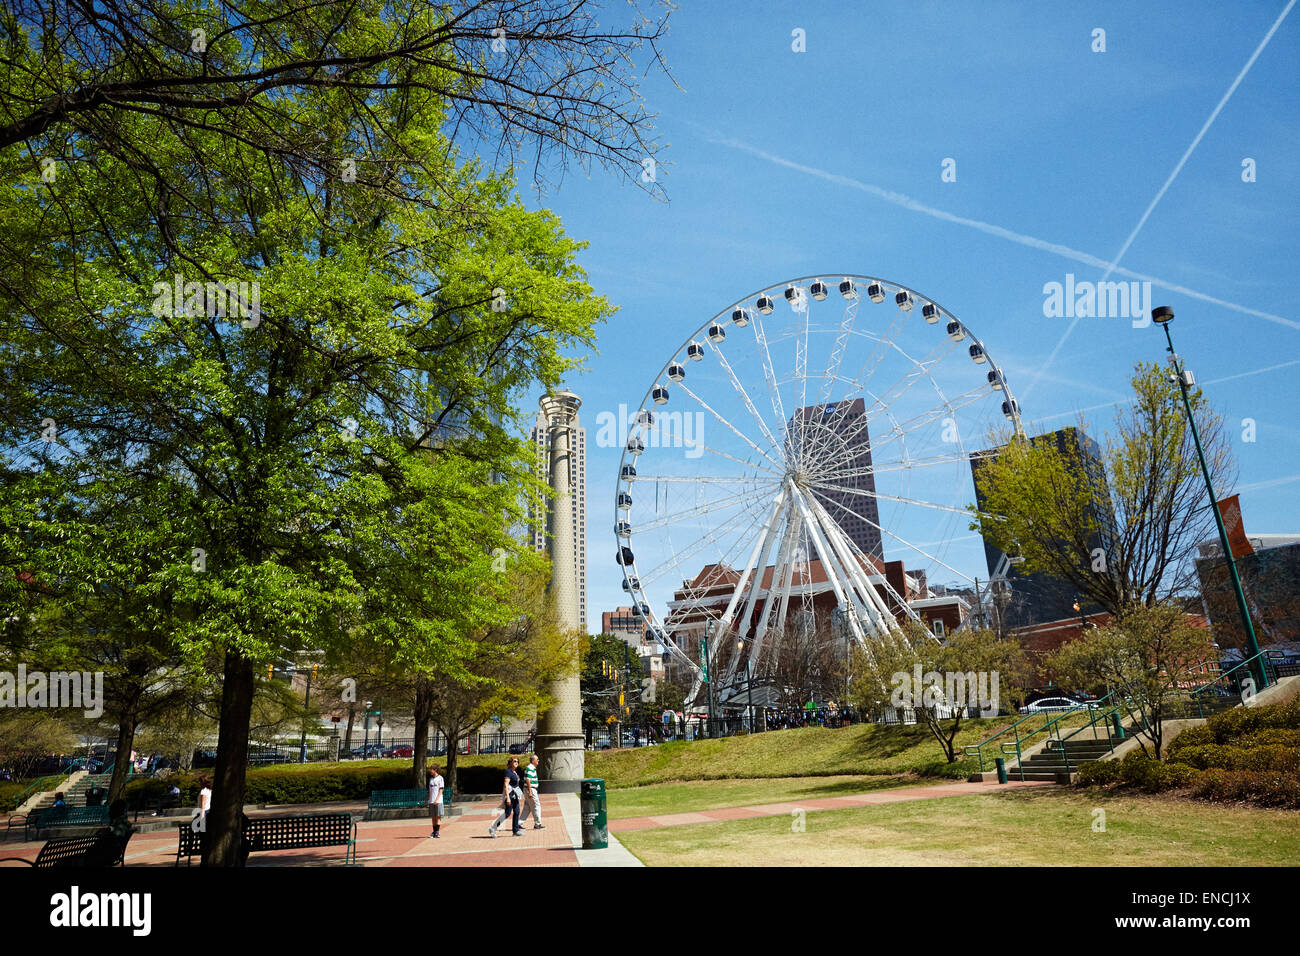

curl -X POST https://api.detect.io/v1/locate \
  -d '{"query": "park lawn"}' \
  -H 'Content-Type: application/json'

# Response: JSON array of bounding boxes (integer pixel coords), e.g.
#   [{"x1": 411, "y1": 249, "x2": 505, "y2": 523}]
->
[
  {"x1": 606, "y1": 774, "x2": 932, "y2": 820},
  {"x1": 584, "y1": 713, "x2": 1097, "y2": 789},
  {"x1": 615, "y1": 786, "x2": 1300, "y2": 866}
]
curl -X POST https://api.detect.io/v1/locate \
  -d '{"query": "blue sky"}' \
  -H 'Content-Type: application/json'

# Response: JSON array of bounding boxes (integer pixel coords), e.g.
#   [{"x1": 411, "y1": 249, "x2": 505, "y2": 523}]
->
[{"x1": 511, "y1": 1, "x2": 1300, "y2": 633}]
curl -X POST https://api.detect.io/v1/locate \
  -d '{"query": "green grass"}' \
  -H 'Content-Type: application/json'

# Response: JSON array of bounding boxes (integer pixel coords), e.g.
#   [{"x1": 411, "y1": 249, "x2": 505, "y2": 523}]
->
[
  {"x1": 583, "y1": 713, "x2": 1098, "y2": 789},
  {"x1": 606, "y1": 774, "x2": 929, "y2": 820},
  {"x1": 616, "y1": 787, "x2": 1300, "y2": 866}
]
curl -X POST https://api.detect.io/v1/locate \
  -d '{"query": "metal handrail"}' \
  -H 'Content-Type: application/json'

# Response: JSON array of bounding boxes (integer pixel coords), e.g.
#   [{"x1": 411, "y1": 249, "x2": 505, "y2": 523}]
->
[
  {"x1": 7, "y1": 771, "x2": 73, "y2": 813},
  {"x1": 963, "y1": 689, "x2": 1119, "y2": 773}
]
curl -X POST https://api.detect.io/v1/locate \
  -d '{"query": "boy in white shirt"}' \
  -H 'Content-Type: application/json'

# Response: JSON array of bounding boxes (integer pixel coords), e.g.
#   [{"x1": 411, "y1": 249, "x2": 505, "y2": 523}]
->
[{"x1": 427, "y1": 765, "x2": 445, "y2": 838}]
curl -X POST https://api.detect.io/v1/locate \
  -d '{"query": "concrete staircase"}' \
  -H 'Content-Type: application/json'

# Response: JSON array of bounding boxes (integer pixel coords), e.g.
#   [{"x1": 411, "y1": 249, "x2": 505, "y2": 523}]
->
[{"x1": 1004, "y1": 738, "x2": 1116, "y2": 781}]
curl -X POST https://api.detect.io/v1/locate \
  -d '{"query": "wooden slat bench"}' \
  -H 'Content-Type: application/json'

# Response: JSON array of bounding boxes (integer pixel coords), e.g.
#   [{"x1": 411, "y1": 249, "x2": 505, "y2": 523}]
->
[
  {"x1": 176, "y1": 812, "x2": 357, "y2": 866},
  {"x1": 0, "y1": 831, "x2": 131, "y2": 868}
]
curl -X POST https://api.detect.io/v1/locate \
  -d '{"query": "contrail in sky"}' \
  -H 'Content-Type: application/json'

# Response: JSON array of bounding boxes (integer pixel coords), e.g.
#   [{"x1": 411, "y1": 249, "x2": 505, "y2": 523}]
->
[{"x1": 705, "y1": 134, "x2": 1297, "y2": 333}]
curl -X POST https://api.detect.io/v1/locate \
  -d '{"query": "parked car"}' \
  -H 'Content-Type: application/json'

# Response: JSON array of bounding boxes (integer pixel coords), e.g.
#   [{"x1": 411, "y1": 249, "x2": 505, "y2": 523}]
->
[
  {"x1": 350, "y1": 743, "x2": 386, "y2": 758},
  {"x1": 593, "y1": 735, "x2": 612, "y2": 750},
  {"x1": 382, "y1": 744, "x2": 414, "y2": 759},
  {"x1": 1019, "y1": 696, "x2": 1093, "y2": 714}
]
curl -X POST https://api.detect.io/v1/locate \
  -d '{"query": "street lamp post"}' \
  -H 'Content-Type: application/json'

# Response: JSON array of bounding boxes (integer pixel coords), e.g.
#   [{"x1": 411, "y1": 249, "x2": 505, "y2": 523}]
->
[
  {"x1": 1151, "y1": 306, "x2": 1267, "y2": 689},
  {"x1": 704, "y1": 620, "x2": 717, "y2": 738}
]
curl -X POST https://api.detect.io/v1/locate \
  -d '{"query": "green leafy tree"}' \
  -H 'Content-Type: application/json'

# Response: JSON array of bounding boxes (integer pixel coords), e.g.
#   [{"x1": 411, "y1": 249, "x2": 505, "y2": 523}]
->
[
  {"x1": 423, "y1": 557, "x2": 571, "y2": 793},
  {"x1": 581, "y1": 633, "x2": 641, "y2": 734},
  {"x1": 850, "y1": 625, "x2": 1025, "y2": 763},
  {"x1": 1048, "y1": 603, "x2": 1216, "y2": 758},
  {"x1": 970, "y1": 363, "x2": 1233, "y2": 619}
]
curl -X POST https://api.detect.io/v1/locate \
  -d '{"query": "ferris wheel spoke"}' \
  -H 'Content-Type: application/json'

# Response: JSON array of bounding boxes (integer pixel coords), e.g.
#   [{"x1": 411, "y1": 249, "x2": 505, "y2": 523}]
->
[
  {"x1": 812, "y1": 448, "x2": 975, "y2": 484},
  {"x1": 635, "y1": 496, "x2": 769, "y2": 590},
  {"x1": 674, "y1": 380, "x2": 786, "y2": 472},
  {"x1": 812, "y1": 334, "x2": 957, "y2": 462},
  {"x1": 631, "y1": 485, "x2": 773, "y2": 533},
  {"x1": 853, "y1": 335, "x2": 961, "y2": 423},
  {"x1": 859, "y1": 385, "x2": 989, "y2": 461},
  {"x1": 806, "y1": 482, "x2": 978, "y2": 587},
  {"x1": 802, "y1": 486, "x2": 913, "y2": 631},
  {"x1": 807, "y1": 477, "x2": 974, "y2": 519},
  {"x1": 818, "y1": 294, "x2": 863, "y2": 407},
  {"x1": 747, "y1": 309, "x2": 790, "y2": 446},
  {"x1": 631, "y1": 473, "x2": 771, "y2": 485},
  {"x1": 709, "y1": 342, "x2": 785, "y2": 456}
]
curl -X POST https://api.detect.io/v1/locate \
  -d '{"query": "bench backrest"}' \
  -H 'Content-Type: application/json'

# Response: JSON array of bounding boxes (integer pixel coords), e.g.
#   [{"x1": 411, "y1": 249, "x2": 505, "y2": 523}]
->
[
  {"x1": 34, "y1": 806, "x2": 110, "y2": 829},
  {"x1": 246, "y1": 813, "x2": 354, "y2": 851},
  {"x1": 34, "y1": 831, "x2": 130, "y2": 868},
  {"x1": 368, "y1": 788, "x2": 428, "y2": 808}
]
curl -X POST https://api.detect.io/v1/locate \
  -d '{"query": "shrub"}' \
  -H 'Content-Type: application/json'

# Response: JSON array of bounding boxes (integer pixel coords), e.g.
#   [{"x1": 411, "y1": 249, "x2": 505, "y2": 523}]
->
[
  {"x1": 1190, "y1": 769, "x2": 1300, "y2": 810},
  {"x1": 1076, "y1": 760, "x2": 1119, "y2": 786},
  {"x1": 124, "y1": 764, "x2": 414, "y2": 806},
  {"x1": 1207, "y1": 698, "x2": 1300, "y2": 743},
  {"x1": 1165, "y1": 725, "x2": 1213, "y2": 755},
  {"x1": 1169, "y1": 743, "x2": 1300, "y2": 774},
  {"x1": 1115, "y1": 751, "x2": 1195, "y2": 793}
]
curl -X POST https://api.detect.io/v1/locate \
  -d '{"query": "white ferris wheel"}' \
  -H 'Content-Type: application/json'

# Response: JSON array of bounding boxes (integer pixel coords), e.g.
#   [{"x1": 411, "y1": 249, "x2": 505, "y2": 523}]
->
[{"x1": 613, "y1": 274, "x2": 1024, "y2": 695}]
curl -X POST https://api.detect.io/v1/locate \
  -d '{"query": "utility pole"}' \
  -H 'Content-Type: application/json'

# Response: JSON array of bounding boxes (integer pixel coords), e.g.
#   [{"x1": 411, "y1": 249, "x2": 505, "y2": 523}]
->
[{"x1": 1152, "y1": 306, "x2": 1267, "y2": 689}]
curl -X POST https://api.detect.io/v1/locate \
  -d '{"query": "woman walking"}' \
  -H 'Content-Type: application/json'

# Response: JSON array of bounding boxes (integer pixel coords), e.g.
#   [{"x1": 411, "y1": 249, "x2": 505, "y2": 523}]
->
[{"x1": 487, "y1": 756, "x2": 523, "y2": 837}]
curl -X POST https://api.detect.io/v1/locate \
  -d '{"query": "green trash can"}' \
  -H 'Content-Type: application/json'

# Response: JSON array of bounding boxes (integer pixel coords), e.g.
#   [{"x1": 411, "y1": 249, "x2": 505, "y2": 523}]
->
[{"x1": 580, "y1": 778, "x2": 607, "y2": 849}]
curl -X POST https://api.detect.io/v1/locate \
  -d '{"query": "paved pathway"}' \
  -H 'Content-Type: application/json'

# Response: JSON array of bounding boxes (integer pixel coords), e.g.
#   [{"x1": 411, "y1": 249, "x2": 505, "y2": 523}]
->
[
  {"x1": 609, "y1": 779, "x2": 1054, "y2": 832},
  {"x1": 0, "y1": 793, "x2": 643, "y2": 868},
  {"x1": 1, "y1": 781, "x2": 1052, "y2": 866}
]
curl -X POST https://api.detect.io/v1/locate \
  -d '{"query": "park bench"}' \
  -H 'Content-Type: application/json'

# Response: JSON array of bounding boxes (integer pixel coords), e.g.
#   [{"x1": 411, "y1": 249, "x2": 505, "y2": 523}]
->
[
  {"x1": 365, "y1": 787, "x2": 454, "y2": 820},
  {"x1": 176, "y1": 812, "x2": 357, "y2": 866},
  {"x1": 0, "y1": 831, "x2": 131, "y2": 868},
  {"x1": 24, "y1": 805, "x2": 111, "y2": 841}
]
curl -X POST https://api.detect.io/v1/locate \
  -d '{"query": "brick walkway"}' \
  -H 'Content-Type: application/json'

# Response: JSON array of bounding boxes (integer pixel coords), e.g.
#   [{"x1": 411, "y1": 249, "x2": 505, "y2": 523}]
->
[
  {"x1": 0, "y1": 794, "x2": 582, "y2": 868},
  {"x1": 609, "y1": 779, "x2": 1054, "y2": 832}
]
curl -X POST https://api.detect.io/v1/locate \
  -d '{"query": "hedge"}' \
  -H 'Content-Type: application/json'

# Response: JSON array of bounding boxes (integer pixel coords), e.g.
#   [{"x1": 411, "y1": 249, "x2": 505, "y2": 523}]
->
[
  {"x1": 124, "y1": 764, "x2": 415, "y2": 806},
  {"x1": 1168, "y1": 743, "x2": 1300, "y2": 774},
  {"x1": 1075, "y1": 697, "x2": 1300, "y2": 808},
  {"x1": 1189, "y1": 769, "x2": 1300, "y2": 809},
  {"x1": 1204, "y1": 698, "x2": 1300, "y2": 743}
]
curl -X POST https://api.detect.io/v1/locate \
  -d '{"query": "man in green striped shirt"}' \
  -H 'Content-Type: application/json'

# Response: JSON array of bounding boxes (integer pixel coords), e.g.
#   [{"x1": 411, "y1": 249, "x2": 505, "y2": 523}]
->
[{"x1": 522, "y1": 753, "x2": 544, "y2": 829}]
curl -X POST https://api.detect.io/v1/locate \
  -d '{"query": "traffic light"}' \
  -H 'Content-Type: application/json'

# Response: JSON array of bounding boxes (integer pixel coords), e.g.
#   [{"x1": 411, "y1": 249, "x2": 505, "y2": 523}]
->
[
  {"x1": 266, "y1": 664, "x2": 274, "y2": 681},
  {"x1": 618, "y1": 691, "x2": 625, "y2": 708},
  {"x1": 311, "y1": 664, "x2": 319, "y2": 680}
]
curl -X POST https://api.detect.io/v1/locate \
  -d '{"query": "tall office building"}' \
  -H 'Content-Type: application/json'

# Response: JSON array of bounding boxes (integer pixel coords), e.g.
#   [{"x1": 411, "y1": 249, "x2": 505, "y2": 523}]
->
[
  {"x1": 531, "y1": 396, "x2": 588, "y2": 629},
  {"x1": 791, "y1": 398, "x2": 884, "y2": 560},
  {"x1": 970, "y1": 426, "x2": 1115, "y2": 629}
]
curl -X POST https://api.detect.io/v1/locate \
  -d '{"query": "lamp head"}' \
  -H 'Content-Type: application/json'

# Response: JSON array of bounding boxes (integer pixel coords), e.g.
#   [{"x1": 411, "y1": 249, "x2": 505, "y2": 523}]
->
[{"x1": 1152, "y1": 306, "x2": 1174, "y2": 325}]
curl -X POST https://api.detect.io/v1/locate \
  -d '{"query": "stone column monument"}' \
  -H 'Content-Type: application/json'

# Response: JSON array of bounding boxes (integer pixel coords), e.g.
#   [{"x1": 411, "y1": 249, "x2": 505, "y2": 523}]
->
[{"x1": 536, "y1": 389, "x2": 585, "y2": 792}]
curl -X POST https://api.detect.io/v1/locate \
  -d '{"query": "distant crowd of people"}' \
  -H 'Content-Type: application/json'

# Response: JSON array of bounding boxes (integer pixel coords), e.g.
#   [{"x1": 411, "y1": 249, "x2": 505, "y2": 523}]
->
[{"x1": 764, "y1": 707, "x2": 856, "y2": 730}]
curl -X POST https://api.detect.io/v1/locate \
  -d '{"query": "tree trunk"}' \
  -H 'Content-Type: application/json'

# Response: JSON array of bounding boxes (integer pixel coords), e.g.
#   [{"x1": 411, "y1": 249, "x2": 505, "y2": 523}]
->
[
  {"x1": 107, "y1": 714, "x2": 137, "y2": 803},
  {"x1": 343, "y1": 702, "x2": 355, "y2": 755},
  {"x1": 412, "y1": 679, "x2": 432, "y2": 788},
  {"x1": 443, "y1": 722, "x2": 461, "y2": 794},
  {"x1": 204, "y1": 649, "x2": 255, "y2": 867}
]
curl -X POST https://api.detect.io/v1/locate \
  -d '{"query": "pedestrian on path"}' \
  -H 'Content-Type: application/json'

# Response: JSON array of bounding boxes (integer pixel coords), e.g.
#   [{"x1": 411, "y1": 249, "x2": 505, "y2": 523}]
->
[
  {"x1": 427, "y1": 765, "x2": 445, "y2": 839},
  {"x1": 488, "y1": 756, "x2": 523, "y2": 837},
  {"x1": 522, "y1": 754, "x2": 544, "y2": 829}
]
